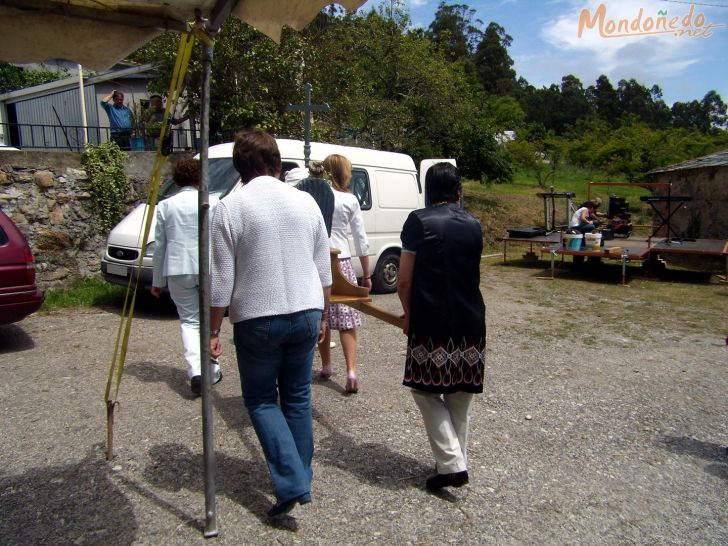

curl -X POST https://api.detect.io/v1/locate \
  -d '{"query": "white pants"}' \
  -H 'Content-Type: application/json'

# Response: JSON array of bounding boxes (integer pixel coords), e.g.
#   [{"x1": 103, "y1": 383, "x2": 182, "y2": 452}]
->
[
  {"x1": 167, "y1": 274, "x2": 220, "y2": 380},
  {"x1": 411, "y1": 389, "x2": 474, "y2": 474}
]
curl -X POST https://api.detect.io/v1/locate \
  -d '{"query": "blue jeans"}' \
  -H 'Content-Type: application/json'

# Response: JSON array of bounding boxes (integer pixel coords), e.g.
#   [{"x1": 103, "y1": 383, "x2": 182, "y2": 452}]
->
[
  {"x1": 233, "y1": 309, "x2": 320, "y2": 502},
  {"x1": 573, "y1": 222, "x2": 597, "y2": 235}
]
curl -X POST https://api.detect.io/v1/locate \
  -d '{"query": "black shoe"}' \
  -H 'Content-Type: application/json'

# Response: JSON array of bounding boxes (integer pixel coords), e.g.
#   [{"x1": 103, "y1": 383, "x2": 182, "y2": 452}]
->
[
  {"x1": 267, "y1": 493, "x2": 311, "y2": 518},
  {"x1": 426, "y1": 470, "x2": 469, "y2": 491},
  {"x1": 190, "y1": 376, "x2": 201, "y2": 396}
]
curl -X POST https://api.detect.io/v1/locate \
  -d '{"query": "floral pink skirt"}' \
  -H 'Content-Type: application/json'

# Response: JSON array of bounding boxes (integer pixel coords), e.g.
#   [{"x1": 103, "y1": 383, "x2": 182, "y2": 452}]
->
[{"x1": 328, "y1": 258, "x2": 363, "y2": 331}]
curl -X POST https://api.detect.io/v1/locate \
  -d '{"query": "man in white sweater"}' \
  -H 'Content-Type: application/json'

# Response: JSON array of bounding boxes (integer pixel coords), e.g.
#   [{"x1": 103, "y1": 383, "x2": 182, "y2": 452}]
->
[{"x1": 209, "y1": 130, "x2": 332, "y2": 518}]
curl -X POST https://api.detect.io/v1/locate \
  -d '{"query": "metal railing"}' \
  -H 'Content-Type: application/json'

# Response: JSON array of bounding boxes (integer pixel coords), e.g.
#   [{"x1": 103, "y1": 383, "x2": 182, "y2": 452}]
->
[{"x1": 0, "y1": 122, "x2": 202, "y2": 152}]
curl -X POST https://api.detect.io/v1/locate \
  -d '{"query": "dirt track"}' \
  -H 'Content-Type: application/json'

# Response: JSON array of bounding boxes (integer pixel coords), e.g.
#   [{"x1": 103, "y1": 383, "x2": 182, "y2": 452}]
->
[{"x1": 1, "y1": 261, "x2": 727, "y2": 545}]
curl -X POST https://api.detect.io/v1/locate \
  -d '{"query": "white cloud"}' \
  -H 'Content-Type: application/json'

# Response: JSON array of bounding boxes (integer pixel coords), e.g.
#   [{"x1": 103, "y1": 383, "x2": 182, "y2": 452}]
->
[
  {"x1": 541, "y1": 0, "x2": 695, "y2": 65},
  {"x1": 519, "y1": 0, "x2": 724, "y2": 101}
]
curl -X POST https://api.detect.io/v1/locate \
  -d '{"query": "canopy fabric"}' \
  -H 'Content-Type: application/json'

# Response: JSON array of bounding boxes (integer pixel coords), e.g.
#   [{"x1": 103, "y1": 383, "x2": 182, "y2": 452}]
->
[{"x1": 0, "y1": 0, "x2": 366, "y2": 70}]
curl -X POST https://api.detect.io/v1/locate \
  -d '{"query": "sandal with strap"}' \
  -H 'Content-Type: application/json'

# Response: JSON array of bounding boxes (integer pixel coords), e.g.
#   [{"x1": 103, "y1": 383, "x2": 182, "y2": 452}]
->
[
  {"x1": 319, "y1": 364, "x2": 333, "y2": 380},
  {"x1": 345, "y1": 374, "x2": 358, "y2": 394}
]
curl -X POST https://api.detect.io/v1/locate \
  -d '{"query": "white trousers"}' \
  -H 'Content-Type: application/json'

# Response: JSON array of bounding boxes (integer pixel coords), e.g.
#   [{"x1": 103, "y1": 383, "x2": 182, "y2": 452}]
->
[
  {"x1": 411, "y1": 389, "x2": 474, "y2": 474},
  {"x1": 167, "y1": 274, "x2": 220, "y2": 380}
]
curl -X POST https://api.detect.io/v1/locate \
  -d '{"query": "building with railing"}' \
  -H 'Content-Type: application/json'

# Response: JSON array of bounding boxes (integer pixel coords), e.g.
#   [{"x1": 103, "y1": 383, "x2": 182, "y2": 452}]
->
[{"x1": 0, "y1": 61, "x2": 199, "y2": 152}]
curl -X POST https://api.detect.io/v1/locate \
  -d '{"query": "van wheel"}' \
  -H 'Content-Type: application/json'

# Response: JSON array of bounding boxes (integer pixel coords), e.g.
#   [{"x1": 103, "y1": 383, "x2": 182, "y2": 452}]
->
[{"x1": 372, "y1": 251, "x2": 400, "y2": 294}]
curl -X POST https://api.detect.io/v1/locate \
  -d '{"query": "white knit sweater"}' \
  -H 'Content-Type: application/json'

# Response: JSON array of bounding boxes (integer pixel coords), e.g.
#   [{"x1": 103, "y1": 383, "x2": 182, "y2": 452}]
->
[{"x1": 210, "y1": 175, "x2": 332, "y2": 323}]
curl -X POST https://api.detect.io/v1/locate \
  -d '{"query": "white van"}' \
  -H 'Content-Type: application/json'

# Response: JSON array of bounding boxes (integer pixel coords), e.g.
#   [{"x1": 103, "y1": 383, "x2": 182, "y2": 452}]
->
[{"x1": 101, "y1": 139, "x2": 451, "y2": 293}]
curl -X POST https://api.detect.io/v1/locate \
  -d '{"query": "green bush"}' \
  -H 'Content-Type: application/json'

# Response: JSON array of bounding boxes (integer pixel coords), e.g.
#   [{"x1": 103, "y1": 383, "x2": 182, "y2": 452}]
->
[{"x1": 81, "y1": 142, "x2": 129, "y2": 232}]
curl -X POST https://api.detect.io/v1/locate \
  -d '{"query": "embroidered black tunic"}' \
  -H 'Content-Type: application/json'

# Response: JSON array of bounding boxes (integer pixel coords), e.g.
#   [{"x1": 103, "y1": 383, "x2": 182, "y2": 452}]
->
[{"x1": 400, "y1": 203, "x2": 486, "y2": 394}]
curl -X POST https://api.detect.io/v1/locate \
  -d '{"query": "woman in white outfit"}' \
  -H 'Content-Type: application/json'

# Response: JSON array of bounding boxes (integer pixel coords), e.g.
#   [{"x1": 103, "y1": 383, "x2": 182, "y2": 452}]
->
[
  {"x1": 151, "y1": 158, "x2": 221, "y2": 396},
  {"x1": 317, "y1": 154, "x2": 371, "y2": 394}
]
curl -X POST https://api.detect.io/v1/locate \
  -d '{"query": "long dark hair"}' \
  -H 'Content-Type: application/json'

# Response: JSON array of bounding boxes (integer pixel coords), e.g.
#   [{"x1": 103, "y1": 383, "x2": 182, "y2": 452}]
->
[{"x1": 426, "y1": 162, "x2": 461, "y2": 204}]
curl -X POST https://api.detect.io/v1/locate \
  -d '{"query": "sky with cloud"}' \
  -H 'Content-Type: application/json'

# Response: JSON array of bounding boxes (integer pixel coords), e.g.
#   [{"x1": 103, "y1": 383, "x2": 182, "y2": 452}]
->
[{"x1": 363, "y1": 0, "x2": 728, "y2": 105}]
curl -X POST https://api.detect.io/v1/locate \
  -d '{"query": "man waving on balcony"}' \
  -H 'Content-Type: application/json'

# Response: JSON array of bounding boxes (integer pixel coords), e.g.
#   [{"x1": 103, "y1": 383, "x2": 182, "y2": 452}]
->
[{"x1": 100, "y1": 89, "x2": 132, "y2": 150}]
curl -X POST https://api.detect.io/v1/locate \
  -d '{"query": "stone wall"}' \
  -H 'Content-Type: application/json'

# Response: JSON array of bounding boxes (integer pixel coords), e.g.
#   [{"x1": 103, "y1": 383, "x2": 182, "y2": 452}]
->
[
  {"x1": 653, "y1": 166, "x2": 728, "y2": 239},
  {"x1": 0, "y1": 150, "x2": 189, "y2": 289}
]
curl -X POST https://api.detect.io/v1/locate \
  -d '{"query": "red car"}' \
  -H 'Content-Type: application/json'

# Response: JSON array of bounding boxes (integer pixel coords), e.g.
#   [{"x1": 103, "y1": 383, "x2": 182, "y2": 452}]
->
[{"x1": 0, "y1": 209, "x2": 43, "y2": 324}]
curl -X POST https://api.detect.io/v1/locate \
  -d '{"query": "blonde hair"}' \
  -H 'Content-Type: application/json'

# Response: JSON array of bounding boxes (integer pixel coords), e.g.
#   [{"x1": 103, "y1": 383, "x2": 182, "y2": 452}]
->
[{"x1": 322, "y1": 154, "x2": 352, "y2": 192}]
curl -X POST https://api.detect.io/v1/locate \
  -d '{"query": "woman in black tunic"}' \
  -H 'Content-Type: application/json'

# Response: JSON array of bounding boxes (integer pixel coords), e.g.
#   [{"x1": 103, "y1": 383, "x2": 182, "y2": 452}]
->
[{"x1": 397, "y1": 162, "x2": 486, "y2": 491}]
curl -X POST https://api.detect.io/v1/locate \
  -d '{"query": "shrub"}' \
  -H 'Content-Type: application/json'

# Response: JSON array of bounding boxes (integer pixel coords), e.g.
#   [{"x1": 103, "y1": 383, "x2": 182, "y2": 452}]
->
[{"x1": 81, "y1": 142, "x2": 129, "y2": 232}]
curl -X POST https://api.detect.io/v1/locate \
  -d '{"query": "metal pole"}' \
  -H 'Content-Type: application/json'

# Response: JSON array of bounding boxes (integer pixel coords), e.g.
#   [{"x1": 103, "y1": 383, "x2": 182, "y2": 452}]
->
[
  {"x1": 77, "y1": 64, "x2": 88, "y2": 145},
  {"x1": 199, "y1": 38, "x2": 218, "y2": 539},
  {"x1": 303, "y1": 82, "x2": 312, "y2": 166},
  {"x1": 550, "y1": 250, "x2": 556, "y2": 279}
]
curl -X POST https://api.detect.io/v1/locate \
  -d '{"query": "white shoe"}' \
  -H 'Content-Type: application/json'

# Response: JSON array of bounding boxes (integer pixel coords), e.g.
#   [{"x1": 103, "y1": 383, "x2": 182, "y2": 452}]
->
[{"x1": 329, "y1": 341, "x2": 336, "y2": 349}]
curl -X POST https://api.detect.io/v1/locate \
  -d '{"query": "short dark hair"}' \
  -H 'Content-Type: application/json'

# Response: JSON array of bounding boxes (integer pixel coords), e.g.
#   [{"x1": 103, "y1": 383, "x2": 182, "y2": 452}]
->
[
  {"x1": 426, "y1": 162, "x2": 461, "y2": 204},
  {"x1": 232, "y1": 130, "x2": 281, "y2": 184},
  {"x1": 173, "y1": 158, "x2": 200, "y2": 187},
  {"x1": 149, "y1": 94, "x2": 162, "y2": 100}
]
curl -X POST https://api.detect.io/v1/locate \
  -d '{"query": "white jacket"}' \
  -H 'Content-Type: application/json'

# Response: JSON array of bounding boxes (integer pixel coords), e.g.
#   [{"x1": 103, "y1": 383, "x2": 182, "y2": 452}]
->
[{"x1": 152, "y1": 186, "x2": 217, "y2": 287}]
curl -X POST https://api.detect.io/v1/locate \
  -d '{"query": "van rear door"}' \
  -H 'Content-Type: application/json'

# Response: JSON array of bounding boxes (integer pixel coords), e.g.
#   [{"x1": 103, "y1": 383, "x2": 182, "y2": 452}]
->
[{"x1": 419, "y1": 159, "x2": 457, "y2": 207}]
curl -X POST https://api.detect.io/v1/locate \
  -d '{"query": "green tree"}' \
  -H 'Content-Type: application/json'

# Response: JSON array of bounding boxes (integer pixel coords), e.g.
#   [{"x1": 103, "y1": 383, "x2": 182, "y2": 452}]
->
[
  {"x1": 0, "y1": 62, "x2": 67, "y2": 93},
  {"x1": 131, "y1": 19, "x2": 311, "y2": 136},
  {"x1": 426, "y1": 2, "x2": 482, "y2": 63},
  {"x1": 700, "y1": 90, "x2": 727, "y2": 130},
  {"x1": 671, "y1": 99, "x2": 708, "y2": 132},
  {"x1": 507, "y1": 128, "x2": 564, "y2": 187},
  {"x1": 484, "y1": 95, "x2": 525, "y2": 133},
  {"x1": 586, "y1": 74, "x2": 620, "y2": 126},
  {"x1": 616, "y1": 79, "x2": 670, "y2": 129},
  {"x1": 473, "y1": 22, "x2": 517, "y2": 96},
  {"x1": 559, "y1": 75, "x2": 594, "y2": 132},
  {"x1": 305, "y1": 4, "x2": 508, "y2": 184},
  {"x1": 518, "y1": 81, "x2": 562, "y2": 134}
]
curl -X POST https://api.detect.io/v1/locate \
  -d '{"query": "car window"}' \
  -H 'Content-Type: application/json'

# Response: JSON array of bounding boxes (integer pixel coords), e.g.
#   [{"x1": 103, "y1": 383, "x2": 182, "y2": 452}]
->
[
  {"x1": 158, "y1": 158, "x2": 242, "y2": 201},
  {"x1": 350, "y1": 168, "x2": 371, "y2": 210},
  {"x1": 157, "y1": 178, "x2": 177, "y2": 200},
  {"x1": 209, "y1": 158, "x2": 242, "y2": 197},
  {"x1": 0, "y1": 226, "x2": 7, "y2": 245},
  {"x1": 280, "y1": 161, "x2": 300, "y2": 181}
]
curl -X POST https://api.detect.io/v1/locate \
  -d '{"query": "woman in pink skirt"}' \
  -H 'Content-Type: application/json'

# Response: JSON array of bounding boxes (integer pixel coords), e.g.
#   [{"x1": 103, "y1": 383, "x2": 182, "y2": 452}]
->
[{"x1": 317, "y1": 154, "x2": 371, "y2": 393}]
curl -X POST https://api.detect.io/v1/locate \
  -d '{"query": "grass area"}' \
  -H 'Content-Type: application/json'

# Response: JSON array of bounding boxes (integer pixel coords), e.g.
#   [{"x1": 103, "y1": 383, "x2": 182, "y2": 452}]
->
[
  {"x1": 465, "y1": 164, "x2": 653, "y2": 203},
  {"x1": 42, "y1": 278, "x2": 126, "y2": 310}
]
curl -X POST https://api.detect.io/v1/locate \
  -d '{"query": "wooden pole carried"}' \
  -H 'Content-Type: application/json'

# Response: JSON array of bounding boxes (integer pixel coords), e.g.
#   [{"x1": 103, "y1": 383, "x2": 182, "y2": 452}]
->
[{"x1": 329, "y1": 249, "x2": 404, "y2": 329}]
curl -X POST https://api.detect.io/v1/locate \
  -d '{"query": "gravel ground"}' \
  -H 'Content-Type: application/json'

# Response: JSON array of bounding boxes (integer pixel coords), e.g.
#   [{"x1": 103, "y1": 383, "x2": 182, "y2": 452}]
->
[{"x1": 1, "y1": 261, "x2": 727, "y2": 545}]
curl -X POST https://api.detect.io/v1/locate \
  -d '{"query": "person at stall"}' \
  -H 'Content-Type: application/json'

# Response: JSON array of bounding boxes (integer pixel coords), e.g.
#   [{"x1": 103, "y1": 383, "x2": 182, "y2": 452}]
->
[
  {"x1": 570, "y1": 202, "x2": 598, "y2": 234},
  {"x1": 579, "y1": 197, "x2": 605, "y2": 226},
  {"x1": 397, "y1": 162, "x2": 486, "y2": 492}
]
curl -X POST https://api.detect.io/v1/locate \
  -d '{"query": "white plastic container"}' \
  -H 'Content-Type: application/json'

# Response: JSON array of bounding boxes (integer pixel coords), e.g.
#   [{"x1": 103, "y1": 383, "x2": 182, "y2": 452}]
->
[
  {"x1": 563, "y1": 233, "x2": 583, "y2": 250},
  {"x1": 584, "y1": 232, "x2": 602, "y2": 251}
]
